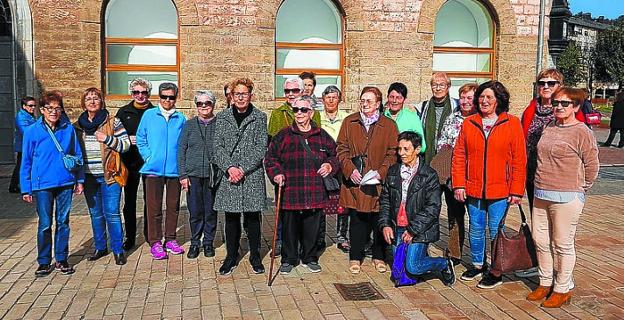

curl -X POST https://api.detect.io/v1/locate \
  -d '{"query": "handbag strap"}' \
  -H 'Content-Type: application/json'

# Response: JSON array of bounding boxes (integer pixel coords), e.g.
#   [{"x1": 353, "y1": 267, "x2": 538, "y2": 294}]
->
[
  {"x1": 299, "y1": 136, "x2": 322, "y2": 169},
  {"x1": 498, "y1": 204, "x2": 528, "y2": 229},
  {"x1": 45, "y1": 123, "x2": 66, "y2": 156}
]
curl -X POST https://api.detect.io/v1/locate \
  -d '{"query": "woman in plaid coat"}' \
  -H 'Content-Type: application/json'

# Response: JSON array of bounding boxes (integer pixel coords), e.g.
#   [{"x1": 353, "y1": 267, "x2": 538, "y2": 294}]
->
[{"x1": 264, "y1": 95, "x2": 340, "y2": 274}]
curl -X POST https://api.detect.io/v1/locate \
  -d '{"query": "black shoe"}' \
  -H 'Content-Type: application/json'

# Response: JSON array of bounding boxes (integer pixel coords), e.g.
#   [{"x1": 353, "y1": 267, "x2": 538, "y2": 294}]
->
[
  {"x1": 88, "y1": 249, "x2": 109, "y2": 261},
  {"x1": 440, "y1": 258, "x2": 456, "y2": 287},
  {"x1": 219, "y1": 259, "x2": 238, "y2": 275},
  {"x1": 273, "y1": 241, "x2": 282, "y2": 257},
  {"x1": 114, "y1": 252, "x2": 127, "y2": 265},
  {"x1": 460, "y1": 265, "x2": 487, "y2": 281},
  {"x1": 279, "y1": 263, "x2": 293, "y2": 274},
  {"x1": 451, "y1": 257, "x2": 462, "y2": 267},
  {"x1": 477, "y1": 272, "x2": 503, "y2": 289},
  {"x1": 187, "y1": 245, "x2": 200, "y2": 259},
  {"x1": 252, "y1": 263, "x2": 265, "y2": 274},
  {"x1": 54, "y1": 261, "x2": 75, "y2": 275},
  {"x1": 122, "y1": 240, "x2": 135, "y2": 251},
  {"x1": 602, "y1": 142, "x2": 612, "y2": 147},
  {"x1": 35, "y1": 264, "x2": 53, "y2": 277},
  {"x1": 203, "y1": 246, "x2": 215, "y2": 258}
]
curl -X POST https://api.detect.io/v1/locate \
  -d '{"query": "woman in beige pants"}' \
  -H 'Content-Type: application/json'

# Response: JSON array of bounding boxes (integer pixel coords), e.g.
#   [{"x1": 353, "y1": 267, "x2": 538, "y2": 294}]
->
[{"x1": 527, "y1": 87, "x2": 599, "y2": 308}]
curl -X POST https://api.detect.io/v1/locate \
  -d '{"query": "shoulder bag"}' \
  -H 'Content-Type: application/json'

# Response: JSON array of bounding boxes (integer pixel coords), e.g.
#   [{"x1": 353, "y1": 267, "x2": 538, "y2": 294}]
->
[
  {"x1": 196, "y1": 118, "x2": 223, "y2": 189},
  {"x1": 299, "y1": 136, "x2": 340, "y2": 192},
  {"x1": 103, "y1": 119, "x2": 129, "y2": 187},
  {"x1": 491, "y1": 204, "x2": 538, "y2": 276},
  {"x1": 45, "y1": 124, "x2": 83, "y2": 172}
]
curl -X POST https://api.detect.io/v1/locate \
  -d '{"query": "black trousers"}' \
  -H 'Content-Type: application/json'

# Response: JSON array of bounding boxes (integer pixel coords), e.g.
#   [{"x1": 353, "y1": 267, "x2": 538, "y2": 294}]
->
[
  {"x1": 187, "y1": 177, "x2": 217, "y2": 247},
  {"x1": 317, "y1": 214, "x2": 326, "y2": 245},
  {"x1": 9, "y1": 152, "x2": 21, "y2": 192},
  {"x1": 443, "y1": 184, "x2": 466, "y2": 259},
  {"x1": 225, "y1": 211, "x2": 261, "y2": 266},
  {"x1": 122, "y1": 168, "x2": 146, "y2": 243},
  {"x1": 605, "y1": 128, "x2": 624, "y2": 147},
  {"x1": 336, "y1": 215, "x2": 349, "y2": 242},
  {"x1": 349, "y1": 209, "x2": 386, "y2": 261},
  {"x1": 282, "y1": 209, "x2": 322, "y2": 265}
]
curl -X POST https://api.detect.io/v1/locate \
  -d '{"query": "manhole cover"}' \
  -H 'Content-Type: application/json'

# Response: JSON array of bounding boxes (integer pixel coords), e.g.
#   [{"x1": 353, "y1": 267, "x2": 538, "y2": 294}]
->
[{"x1": 334, "y1": 282, "x2": 385, "y2": 301}]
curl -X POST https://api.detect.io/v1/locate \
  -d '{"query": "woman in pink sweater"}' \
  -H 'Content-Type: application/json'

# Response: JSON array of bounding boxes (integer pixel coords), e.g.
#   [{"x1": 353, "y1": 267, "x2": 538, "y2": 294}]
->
[{"x1": 527, "y1": 87, "x2": 599, "y2": 308}]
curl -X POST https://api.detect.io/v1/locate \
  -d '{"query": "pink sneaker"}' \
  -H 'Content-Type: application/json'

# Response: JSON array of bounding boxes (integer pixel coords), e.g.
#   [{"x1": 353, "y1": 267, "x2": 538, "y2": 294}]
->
[
  {"x1": 165, "y1": 240, "x2": 185, "y2": 255},
  {"x1": 150, "y1": 242, "x2": 168, "y2": 260}
]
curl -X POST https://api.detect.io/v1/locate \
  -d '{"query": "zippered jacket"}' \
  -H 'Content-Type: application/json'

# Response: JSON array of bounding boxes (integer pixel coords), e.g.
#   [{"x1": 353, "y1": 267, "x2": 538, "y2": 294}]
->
[
  {"x1": 136, "y1": 107, "x2": 186, "y2": 177},
  {"x1": 14, "y1": 109, "x2": 37, "y2": 152},
  {"x1": 451, "y1": 112, "x2": 526, "y2": 199}
]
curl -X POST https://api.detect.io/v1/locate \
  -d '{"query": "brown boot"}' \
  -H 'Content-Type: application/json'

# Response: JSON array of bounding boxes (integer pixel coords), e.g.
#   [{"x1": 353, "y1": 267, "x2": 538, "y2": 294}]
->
[
  {"x1": 541, "y1": 291, "x2": 572, "y2": 308},
  {"x1": 526, "y1": 286, "x2": 552, "y2": 301}
]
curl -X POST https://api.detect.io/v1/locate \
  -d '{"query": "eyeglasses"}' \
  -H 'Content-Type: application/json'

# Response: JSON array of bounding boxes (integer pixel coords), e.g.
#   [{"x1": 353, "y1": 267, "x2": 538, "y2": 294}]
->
[
  {"x1": 292, "y1": 107, "x2": 311, "y2": 114},
  {"x1": 359, "y1": 99, "x2": 377, "y2": 106},
  {"x1": 537, "y1": 80, "x2": 559, "y2": 87},
  {"x1": 131, "y1": 90, "x2": 149, "y2": 96},
  {"x1": 552, "y1": 99, "x2": 575, "y2": 108},
  {"x1": 159, "y1": 95, "x2": 177, "y2": 101},
  {"x1": 232, "y1": 92, "x2": 249, "y2": 98},
  {"x1": 43, "y1": 106, "x2": 63, "y2": 113},
  {"x1": 284, "y1": 88, "x2": 301, "y2": 95},
  {"x1": 431, "y1": 84, "x2": 448, "y2": 89},
  {"x1": 196, "y1": 101, "x2": 214, "y2": 108},
  {"x1": 85, "y1": 97, "x2": 101, "y2": 102}
]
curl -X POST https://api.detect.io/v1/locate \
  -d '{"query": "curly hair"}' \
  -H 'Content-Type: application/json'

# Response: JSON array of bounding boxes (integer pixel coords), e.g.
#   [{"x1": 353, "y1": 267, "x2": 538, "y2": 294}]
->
[
  {"x1": 230, "y1": 77, "x2": 254, "y2": 94},
  {"x1": 474, "y1": 81, "x2": 510, "y2": 116}
]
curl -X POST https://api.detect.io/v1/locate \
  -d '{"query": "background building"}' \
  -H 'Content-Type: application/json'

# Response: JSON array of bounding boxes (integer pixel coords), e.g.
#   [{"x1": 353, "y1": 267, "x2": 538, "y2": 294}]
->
[{"x1": 1, "y1": 0, "x2": 549, "y2": 164}]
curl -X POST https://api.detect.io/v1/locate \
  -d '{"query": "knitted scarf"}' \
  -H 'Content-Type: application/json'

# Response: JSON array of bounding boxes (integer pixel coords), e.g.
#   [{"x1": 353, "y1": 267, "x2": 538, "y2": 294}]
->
[
  {"x1": 424, "y1": 96, "x2": 452, "y2": 163},
  {"x1": 78, "y1": 109, "x2": 109, "y2": 135}
]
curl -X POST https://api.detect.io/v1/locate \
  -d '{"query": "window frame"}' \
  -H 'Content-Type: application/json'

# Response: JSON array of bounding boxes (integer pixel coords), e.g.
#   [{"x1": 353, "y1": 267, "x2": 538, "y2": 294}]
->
[
  {"x1": 101, "y1": 2, "x2": 180, "y2": 100},
  {"x1": 274, "y1": 0, "x2": 345, "y2": 101},
  {"x1": 432, "y1": 0, "x2": 497, "y2": 81}
]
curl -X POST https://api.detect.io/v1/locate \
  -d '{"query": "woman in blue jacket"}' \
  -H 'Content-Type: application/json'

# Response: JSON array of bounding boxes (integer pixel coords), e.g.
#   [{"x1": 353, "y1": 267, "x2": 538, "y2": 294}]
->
[
  {"x1": 9, "y1": 96, "x2": 38, "y2": 193},
  {"x1": 21, "y1": 91, "x2": 84, "y2": 277}
]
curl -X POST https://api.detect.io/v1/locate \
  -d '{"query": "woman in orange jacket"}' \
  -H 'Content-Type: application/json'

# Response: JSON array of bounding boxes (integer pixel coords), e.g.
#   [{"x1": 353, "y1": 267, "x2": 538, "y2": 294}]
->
[{"x1": 451, "y1": 81, "x2": 527, "y2": 289}]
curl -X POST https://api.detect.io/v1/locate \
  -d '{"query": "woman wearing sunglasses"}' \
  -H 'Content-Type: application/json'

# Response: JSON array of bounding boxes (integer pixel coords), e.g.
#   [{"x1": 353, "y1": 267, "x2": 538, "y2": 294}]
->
[{"x1": 527, "y1": 87, "x2": 599, "y2": 308}]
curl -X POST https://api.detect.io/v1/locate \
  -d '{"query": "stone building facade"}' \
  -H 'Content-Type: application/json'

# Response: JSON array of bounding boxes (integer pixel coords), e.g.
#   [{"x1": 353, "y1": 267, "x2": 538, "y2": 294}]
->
[{"x1": 2, "y1": 0, "x2": 549, "y2": 163}]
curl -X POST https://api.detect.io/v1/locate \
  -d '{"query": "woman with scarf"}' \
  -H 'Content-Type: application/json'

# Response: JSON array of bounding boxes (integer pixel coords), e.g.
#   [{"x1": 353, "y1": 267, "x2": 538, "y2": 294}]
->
[
  {"x1": 74, "y1": 87, "x2": 130, "y2": 265},
  {"x1": 336, "y1": 86, "x2": 398, "y2": 274}
]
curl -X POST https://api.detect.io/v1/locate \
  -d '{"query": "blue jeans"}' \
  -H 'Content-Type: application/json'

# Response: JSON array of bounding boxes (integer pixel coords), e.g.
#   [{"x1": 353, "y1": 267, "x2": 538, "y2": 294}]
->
[
  {"x1": 467, "y1": 197, "x2": 508, "y2": 266},
  {"x1": 34, "y1": 185, "x2": 74, "y2": 265},
  {"x1": 187, "y1": 177, "x2": 217, "y2": 247},
  {"x1": 84, "y1": 174, "x2": 124, "y2": 254},
  {"x1": 395, "y1": 228, "x2": 447, "y2": 275}
]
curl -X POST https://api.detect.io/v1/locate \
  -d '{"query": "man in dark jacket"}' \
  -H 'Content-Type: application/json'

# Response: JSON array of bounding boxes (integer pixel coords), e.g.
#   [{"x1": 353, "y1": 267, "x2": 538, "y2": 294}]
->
[
  {"x1": 379, "y1": 131, "x2": 455, "y2": 286},
  {"x1": 115, "y1": 78, "x2": 155, "y2": 250}
]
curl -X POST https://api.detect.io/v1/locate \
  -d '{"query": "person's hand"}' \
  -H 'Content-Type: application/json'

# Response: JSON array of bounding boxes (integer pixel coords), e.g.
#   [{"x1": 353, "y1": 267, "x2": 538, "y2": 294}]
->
[
  {"x1": 180, "y1": 178, "x2": 190, "y2": 191},
  {"x1": 350, "y1": 169, "x2": 362, "y2": 184},
  {"x1": 318, "y1": 163, "x2": 332, "y2": 177},
  {"x1": 454, "y1": 188, "x2": 466, "y2": 202},
  {"x1": 382, "y1": 227, "x2": 394, "y2": 244},
  {"x1": 401, "y1": 230, "x2": 413, "y2": 244},
  {"x1": 507, "y1": 195, "x2": 522, "y2": 204},
  {"x1": 95, "y1": 131, "x2": 107, "y2": 143},
  {"x1": 273, "y1": 174, "x2": 285, "y2": 187},
  {"x1": 74, "y1": 183, "x2": 84, "y2": 195},
  {"x1": 22, "y1": 194, "x2": 32, "y2": 203},
  {"x1": 227, "y1": 166, "x2": 244, "y2": 183}
]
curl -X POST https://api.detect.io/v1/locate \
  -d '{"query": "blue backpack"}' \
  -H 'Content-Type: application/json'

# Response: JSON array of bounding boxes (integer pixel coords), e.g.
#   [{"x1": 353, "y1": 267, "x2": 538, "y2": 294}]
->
[{"x1": 390, "y1": 242, "x2": 420, "y2": 287}]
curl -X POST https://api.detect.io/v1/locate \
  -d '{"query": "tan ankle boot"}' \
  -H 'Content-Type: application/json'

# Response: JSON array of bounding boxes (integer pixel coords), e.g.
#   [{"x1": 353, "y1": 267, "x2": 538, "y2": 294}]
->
[
  {"x1": 526, "y1": 286, "x2": 552, "y2": 301},
  {"x1": 541, "y1": 291, "x2": 572, "y2": 308}
]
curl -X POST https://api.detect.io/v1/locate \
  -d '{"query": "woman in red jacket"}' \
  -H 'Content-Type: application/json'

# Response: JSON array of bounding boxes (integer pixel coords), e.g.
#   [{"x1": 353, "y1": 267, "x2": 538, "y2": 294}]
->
[{"x1": 452, "y1": 81, "x2": 527, "y2": 289}]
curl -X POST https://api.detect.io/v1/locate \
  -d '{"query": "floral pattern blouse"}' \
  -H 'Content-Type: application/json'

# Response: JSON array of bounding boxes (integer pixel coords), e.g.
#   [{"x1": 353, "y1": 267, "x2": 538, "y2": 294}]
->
[{"x1": 436, "y1": 110, "x2": 468, "y2": 151}]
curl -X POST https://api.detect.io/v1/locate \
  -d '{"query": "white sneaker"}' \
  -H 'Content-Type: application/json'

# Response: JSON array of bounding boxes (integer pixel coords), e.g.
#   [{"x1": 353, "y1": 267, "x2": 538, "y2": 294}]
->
[{"x1": 514, "y1": 267, "x2": 539, "y2": 278}]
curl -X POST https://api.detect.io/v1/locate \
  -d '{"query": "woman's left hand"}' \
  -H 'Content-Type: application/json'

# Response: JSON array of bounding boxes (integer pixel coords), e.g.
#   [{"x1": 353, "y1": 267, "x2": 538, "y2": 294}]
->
[
  {"x1": 507, "y1": 195, "x2": 522, "y2": 204},
  {"x1": 318, "y1": 163, "x2": 332, "y2": 177},
  {"x1": 95, "y1": 131, "x2": 107, "y2": 143},
  {"x1": 401, "y1": 230, "x2": 413, "y2": 244},
  {"x1": 74, "y1": 183, "x2": 84, "y2": 195}
]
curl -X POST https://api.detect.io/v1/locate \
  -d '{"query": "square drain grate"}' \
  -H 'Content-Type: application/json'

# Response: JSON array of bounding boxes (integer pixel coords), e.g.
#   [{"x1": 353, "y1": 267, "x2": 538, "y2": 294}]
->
[{"x1": 334, "y1": 282, "x2": 385, "y2": 301}]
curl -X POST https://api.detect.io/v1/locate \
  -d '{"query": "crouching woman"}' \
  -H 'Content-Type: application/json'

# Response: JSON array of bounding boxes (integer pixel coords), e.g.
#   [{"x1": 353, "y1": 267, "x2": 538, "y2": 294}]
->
[{"x1": 378, "y1": 131, "x2": 455, "y2": 286}]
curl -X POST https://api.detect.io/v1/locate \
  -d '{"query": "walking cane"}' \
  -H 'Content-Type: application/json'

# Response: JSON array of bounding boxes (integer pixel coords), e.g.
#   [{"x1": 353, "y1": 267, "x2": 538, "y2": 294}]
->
[{"x1": 268, "y1": 184, "x2": 283, "y2": 286}]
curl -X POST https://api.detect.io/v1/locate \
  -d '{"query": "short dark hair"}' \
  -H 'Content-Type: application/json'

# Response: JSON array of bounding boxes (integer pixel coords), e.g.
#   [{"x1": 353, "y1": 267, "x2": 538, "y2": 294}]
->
[
  {"x1": 388, "y1": 82, "x2": 408, "y2": 99},
  {"x1": 474, "y1": 80, "x2": 510, "y2": 116},
  {"x1": 299, "y1": 71, "x2": 317, "y2": 87},
  {"x1": 40, "y1": 91, "x2": 63, "y2": 109},
  {"x1": 398, "y1": 131, "x2": 422, "y2": 149},
  {"x1": 21, "y1": 96, "x2": 36, "y2": 106},
  {"x1": 159, "y1": 82, "x2": 179, "y2": 97}
]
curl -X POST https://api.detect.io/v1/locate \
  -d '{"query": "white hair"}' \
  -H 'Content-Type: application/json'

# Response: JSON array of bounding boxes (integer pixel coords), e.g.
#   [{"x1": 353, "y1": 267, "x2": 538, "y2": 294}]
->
[{"x1": 283, "y1": 77, "x2": 304, "y2": 90}]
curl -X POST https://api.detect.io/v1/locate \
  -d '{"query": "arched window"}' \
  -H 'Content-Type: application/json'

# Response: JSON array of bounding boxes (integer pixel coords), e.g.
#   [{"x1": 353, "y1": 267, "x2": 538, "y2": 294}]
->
[
  {"x1": 433, "y1": 0, "x2": 495, "y2": 97},
  {"x1": 103, "y1": 0, "x2": 179, "y2": 97},
  {"x1": 275, "y1": 0, "x2": 344, "y2": 98}
]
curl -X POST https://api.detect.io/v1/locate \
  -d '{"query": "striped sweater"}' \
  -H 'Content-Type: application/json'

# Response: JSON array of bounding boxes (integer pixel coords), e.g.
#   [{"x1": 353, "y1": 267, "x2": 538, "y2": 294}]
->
[{"x1": 77, "y1": 117, "x2": 131, "y2": 175}]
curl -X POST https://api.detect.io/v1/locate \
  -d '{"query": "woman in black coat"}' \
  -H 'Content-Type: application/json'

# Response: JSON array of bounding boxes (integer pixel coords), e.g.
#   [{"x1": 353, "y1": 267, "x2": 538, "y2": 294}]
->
[
  {"x1": 379, "y1": 131, "x2": 455, "y2": 286},
  {"x1": 603, "y1": 91, "x2": 624, "y2": 148}
]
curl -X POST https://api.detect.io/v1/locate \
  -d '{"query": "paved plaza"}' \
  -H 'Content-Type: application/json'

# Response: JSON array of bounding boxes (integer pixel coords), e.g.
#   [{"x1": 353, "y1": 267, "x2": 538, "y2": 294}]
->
[{"x1": 0, "y1": 128, "x2": 622, "y2": 320}]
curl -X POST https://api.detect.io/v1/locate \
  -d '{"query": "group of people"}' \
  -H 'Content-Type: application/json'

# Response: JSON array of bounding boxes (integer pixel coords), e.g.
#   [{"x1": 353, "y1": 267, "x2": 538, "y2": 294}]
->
[{"x1": 13, "y1": 68, "x2": 600, "y2": 309}]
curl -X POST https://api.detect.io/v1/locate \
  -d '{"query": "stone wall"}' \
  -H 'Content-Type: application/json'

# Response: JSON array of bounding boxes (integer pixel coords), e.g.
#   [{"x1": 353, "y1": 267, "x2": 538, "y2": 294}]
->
[{"x1": 28, "y1": 0, "x2": 550, "y2": 118}]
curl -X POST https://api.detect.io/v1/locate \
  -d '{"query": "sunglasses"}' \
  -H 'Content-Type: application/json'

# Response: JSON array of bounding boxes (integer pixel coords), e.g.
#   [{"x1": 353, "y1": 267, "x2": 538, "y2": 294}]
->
[
  {"x1": 292, "y1": 107, "x2": 311, "y2": 114},
  {"x1": 537, "y1": 80, "x2": 559, "y2": 87},
  {"x1": 552, "y1": 100, "x2": 575, "y2": 108},
  {"x1": 25, "y1": 104, "x2": 36, "y2": 107},
  {"x1": 284, "y1": 88, "x2": 301, "y2": 95},
  {"x1": 132, "y1": 90, "x2": 149, "y2": 96},
  {"x1": 196, "y1": 101, "x2": 214, "y2": 108},
  {"x1": 159, "y1": 94, "x2": 177, "y2": 101}
]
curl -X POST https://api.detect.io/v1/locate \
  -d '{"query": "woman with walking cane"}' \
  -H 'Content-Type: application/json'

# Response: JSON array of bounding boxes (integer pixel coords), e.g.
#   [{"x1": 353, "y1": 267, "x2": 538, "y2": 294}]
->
[{"x1": 264, "y1": 95, "x2": 340, "y2": 275}]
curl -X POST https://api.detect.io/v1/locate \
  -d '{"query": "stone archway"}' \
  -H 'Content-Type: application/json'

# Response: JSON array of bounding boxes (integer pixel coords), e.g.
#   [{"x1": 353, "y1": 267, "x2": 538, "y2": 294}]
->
[{"x1": 418, "y1": 0, "x2": 517, "y2": 35}]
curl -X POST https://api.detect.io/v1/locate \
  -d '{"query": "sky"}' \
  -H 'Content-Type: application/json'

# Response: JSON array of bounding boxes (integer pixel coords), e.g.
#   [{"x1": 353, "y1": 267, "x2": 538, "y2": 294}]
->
[{"x1": 568, "y1": 0, "x2": 624, "y2": 19}]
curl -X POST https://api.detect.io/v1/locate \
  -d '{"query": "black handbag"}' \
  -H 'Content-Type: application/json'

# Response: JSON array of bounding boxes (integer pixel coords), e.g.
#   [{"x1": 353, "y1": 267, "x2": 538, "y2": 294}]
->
[{"x1": 299, "y1": 137, "x2": 340, "y2": 192}]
